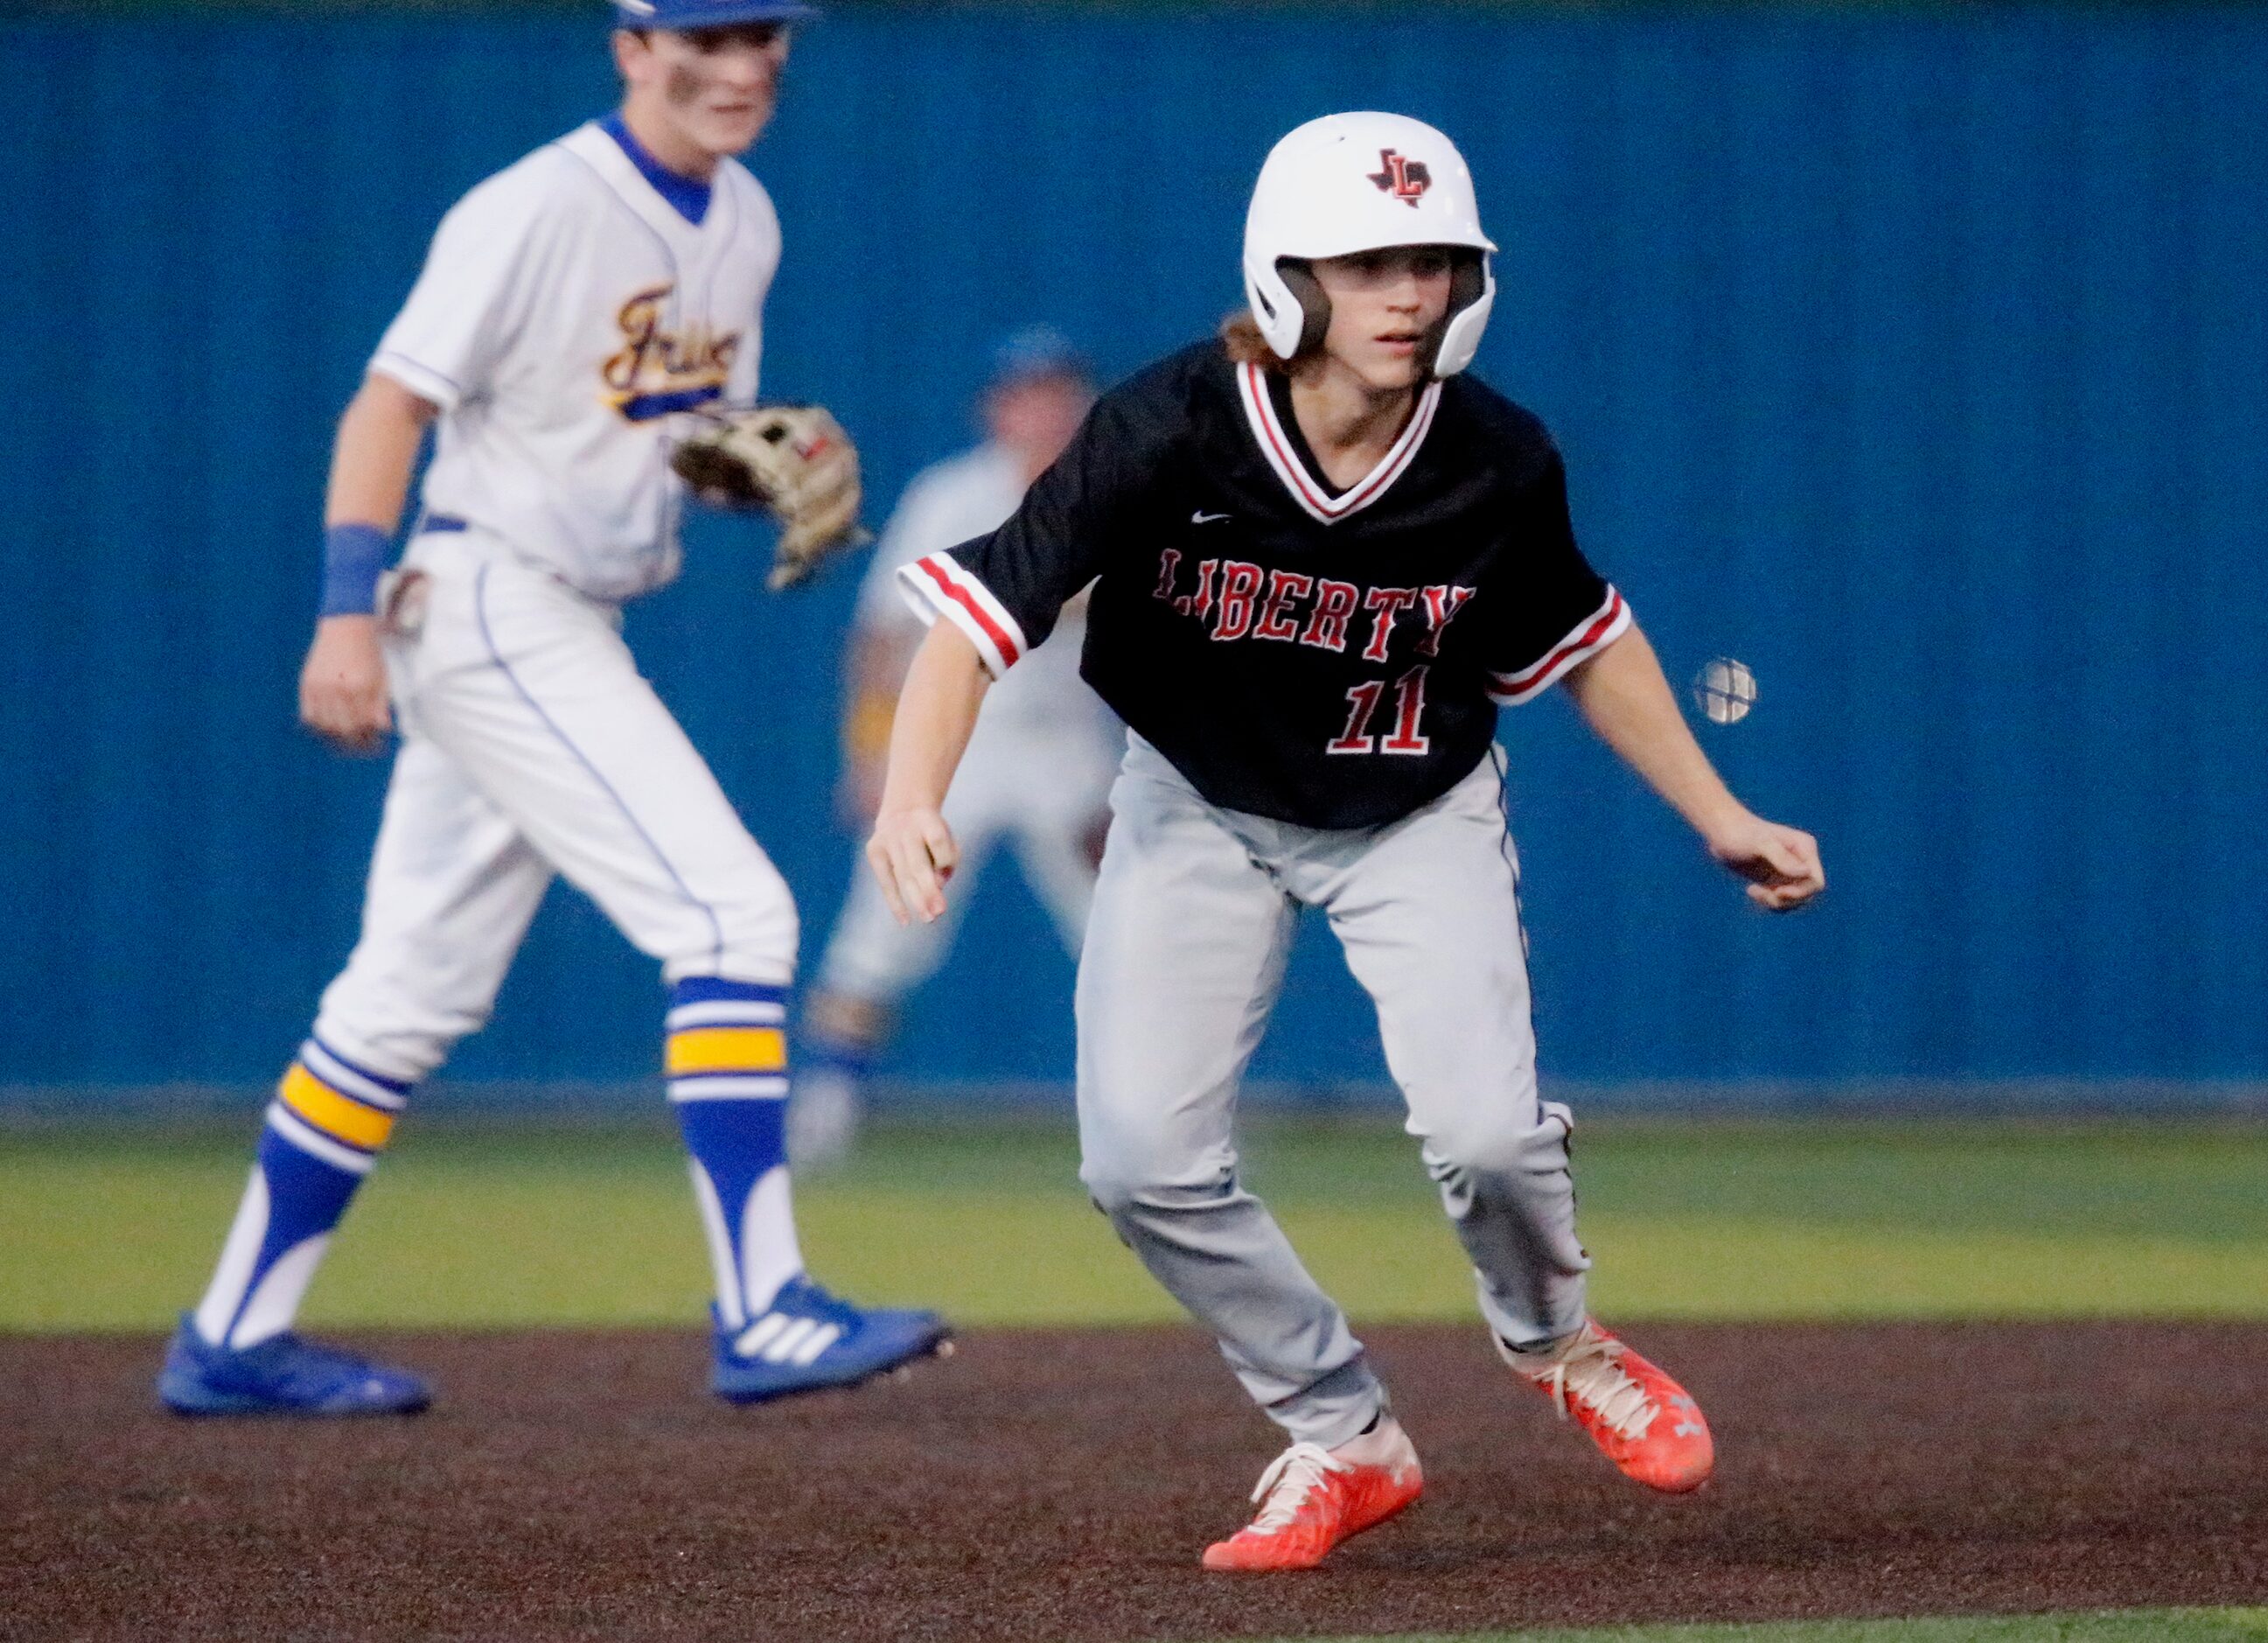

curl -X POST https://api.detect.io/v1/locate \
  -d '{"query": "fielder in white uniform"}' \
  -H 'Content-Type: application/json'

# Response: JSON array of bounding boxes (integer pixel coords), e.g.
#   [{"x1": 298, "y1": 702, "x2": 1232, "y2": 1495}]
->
[
  {"x1": 791, "y1": 331, "x2": 1116, "y2": 1163},
  {"x1": 158, "y1": 0, "x2": 946, "y2": 1418}
]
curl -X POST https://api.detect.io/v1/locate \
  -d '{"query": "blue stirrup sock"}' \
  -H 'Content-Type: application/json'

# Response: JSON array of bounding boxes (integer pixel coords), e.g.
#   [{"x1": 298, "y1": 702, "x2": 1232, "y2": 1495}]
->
[
  {"x1": 192, "y1": 1038, "x2": 410, "y2": 1349},
  {"x1": 668, "y1": 978, "x2": 805, "y2": 1332},
  {"x1": 799, "y1": 1027, "x2": 877, "y2": 1084}
]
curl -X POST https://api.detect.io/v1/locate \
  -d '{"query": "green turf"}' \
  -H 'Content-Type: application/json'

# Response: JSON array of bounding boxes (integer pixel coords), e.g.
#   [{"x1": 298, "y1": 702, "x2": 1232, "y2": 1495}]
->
[
  {"x1": 1256, "y1": 1609, "x2": 2268, "y2": 1643},
  {"x1": 2, "y1": 1115, "x2": 2265, "y2": 1332}
]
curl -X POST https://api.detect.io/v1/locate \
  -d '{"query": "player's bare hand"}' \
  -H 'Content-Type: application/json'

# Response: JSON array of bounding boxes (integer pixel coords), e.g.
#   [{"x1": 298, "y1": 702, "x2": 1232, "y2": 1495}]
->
[
  {"x1": 866, "y1": 805, "x2": 959, "y2": 925},
  {"x1": 299, "y1": 616, "x2": 393, "y2": 755},
  {"x1": 1705, "y1": 814, "x2": 1825, "y2": 912}
]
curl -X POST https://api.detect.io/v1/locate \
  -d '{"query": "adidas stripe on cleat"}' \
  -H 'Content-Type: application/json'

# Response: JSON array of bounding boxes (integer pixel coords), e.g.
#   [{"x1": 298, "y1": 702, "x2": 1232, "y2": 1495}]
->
[
  {"x1": 710, "y1": 1276, "x2": 951, "y2": 1403},
  {"x1": 1502, "y1": 1318, "x2": 1713, "y2": 1493},
  {"x1": 1202, "y1": 1416, "x2": 1424, "y2": 1572}
]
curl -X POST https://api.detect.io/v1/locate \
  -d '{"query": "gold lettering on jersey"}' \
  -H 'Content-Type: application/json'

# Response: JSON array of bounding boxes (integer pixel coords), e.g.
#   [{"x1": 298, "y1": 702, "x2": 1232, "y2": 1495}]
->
[{"x1": 602, "y1": 284, "x2": 742, "y2": 423}]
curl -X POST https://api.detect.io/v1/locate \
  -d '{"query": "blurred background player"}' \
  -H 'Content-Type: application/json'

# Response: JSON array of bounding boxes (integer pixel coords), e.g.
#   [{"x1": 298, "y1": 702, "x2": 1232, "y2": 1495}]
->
[
  {"x1": 157, "y1": 0, "x2": 946, "y2": 1418},
  {"x1": 788, "y1": 330, "x2": 1117, "y2": 1164}
]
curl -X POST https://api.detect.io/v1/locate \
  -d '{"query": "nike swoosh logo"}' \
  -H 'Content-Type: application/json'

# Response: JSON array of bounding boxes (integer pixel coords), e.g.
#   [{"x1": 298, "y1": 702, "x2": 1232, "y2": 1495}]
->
[{"x1": 1191, "y1": 510, "x2": 1232, "y2": 525}]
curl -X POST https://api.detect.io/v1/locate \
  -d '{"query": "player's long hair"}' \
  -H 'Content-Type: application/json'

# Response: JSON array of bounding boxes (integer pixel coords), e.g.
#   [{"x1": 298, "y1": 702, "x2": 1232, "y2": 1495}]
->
[{"x1": 1219, "y1": 310, "x2": 1298, "y2": 371}]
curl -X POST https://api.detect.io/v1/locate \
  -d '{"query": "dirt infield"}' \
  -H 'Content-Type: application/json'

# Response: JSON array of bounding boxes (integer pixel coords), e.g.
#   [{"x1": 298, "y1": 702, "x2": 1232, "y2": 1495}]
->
[{"x1": 3, "y1": 1321, "x2": 2264, "y2": 1642}]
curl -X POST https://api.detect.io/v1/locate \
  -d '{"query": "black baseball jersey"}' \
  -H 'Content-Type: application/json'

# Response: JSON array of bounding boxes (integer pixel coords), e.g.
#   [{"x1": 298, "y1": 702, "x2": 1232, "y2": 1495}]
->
[{"x1": 902, "y1": 340, "x2": 1629, "y2": 830}]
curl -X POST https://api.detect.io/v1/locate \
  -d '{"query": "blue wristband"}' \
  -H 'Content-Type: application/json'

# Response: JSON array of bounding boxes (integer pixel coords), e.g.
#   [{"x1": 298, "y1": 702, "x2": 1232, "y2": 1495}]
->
[{"x1": 321, "y1": 522, "x2": 389, "y2": 617}]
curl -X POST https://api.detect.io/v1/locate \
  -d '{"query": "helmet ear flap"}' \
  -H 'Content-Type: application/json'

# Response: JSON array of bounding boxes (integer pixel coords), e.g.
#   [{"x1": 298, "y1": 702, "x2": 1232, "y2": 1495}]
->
[
  {"x1": 1276, "y1": 259, "x2": 1331, "y2": 359},
  {"x1": 1447, "y1": 250, "x2": 1485, "y2": 322},
  {"x1": 1430, "y1": 247, "x2": 1495, "y2": 378}
]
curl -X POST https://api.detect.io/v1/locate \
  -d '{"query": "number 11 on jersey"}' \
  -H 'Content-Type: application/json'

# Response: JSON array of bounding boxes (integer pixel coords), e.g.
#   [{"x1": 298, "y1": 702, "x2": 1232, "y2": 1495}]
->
[{"x1": 1329, "y1": 666, "x2": 1430, "y2": 755}]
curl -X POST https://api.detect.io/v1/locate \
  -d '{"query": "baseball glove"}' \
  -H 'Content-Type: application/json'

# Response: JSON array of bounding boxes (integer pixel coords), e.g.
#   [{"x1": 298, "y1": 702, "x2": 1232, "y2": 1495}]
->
[{"x1": 672, "y1": 404, "x2": 870, "y2": 590}]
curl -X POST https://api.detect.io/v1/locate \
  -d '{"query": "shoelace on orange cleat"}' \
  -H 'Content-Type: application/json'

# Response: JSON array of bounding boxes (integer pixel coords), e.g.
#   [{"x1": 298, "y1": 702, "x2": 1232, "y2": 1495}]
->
[
  {"x1": 1532, "y1": 1332, "x2": 1659, "y2": 1442},
  {"x1": 1242, "y1": 1442, "x2": 1352, "y2": 1535}
]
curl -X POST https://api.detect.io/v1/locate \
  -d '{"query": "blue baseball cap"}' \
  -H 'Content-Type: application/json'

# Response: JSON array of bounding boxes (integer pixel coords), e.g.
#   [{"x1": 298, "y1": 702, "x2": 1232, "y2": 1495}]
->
[
  {"x1": 611, "y1": 0, "x2": 818, "y2": 30},
  {"x1": 987, "y1": 325, "x2": 1092, "y2": 392}
]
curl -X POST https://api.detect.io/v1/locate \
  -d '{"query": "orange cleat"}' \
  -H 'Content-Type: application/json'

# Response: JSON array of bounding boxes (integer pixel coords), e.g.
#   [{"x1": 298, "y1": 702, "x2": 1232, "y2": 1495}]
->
[
  {"x1": 1201, "y1": 1416, "x2": 1424, "y2": 1571},
  {"x1": 1501, "y1": 1318, "x2": 1713, "y2": 1493}
]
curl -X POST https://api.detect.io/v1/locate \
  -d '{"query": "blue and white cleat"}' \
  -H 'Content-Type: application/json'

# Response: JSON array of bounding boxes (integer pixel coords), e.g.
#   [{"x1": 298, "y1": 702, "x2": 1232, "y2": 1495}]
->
[
  {"x1": 710, "y1": 1278, "x2": 951, "y2": 1404},
  {"x1": 157, "y1": 1313, "x2": 431, "y2": 1417}
]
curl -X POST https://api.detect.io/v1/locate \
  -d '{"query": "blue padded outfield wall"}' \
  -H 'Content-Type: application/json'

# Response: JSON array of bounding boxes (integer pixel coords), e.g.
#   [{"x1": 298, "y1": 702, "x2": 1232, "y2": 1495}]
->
[{"x1": 1, "y1": 5, "x2": 2264, "y2": 1099}]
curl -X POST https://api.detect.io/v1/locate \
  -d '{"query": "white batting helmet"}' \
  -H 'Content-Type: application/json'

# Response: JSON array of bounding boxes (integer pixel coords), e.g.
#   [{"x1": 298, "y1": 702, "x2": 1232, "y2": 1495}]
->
[{"x1": 1241, "y1": 112, "x2": 1497, "y2": 378}]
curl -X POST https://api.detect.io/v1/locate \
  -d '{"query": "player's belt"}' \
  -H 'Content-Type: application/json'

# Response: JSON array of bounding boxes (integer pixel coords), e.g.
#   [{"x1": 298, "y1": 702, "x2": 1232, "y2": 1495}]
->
[{"x1": 421, "y1": 514, "x2": 469, "y2": 535}]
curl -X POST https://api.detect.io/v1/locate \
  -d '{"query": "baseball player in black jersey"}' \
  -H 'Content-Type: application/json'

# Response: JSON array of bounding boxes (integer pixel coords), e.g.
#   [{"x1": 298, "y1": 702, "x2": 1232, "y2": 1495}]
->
[{"x1": 871, "y1": 112, "x2": 1825, "y2": 1570}]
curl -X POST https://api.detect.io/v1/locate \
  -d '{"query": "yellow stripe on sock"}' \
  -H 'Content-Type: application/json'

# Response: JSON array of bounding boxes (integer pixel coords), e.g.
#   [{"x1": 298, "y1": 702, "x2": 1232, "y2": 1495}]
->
[
  {"x1": 279, "y1": 1064, "x2": 395, "y2": 1151},
  {"x1": 666, "y1": 1026, "x2": 787, "y2": 1077}
]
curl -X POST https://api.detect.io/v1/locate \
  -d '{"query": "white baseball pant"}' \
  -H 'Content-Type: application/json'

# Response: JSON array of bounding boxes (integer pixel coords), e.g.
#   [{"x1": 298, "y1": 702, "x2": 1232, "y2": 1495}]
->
[{"x1": 311, "y1": 527, "x2": 798, "y2": 1085}]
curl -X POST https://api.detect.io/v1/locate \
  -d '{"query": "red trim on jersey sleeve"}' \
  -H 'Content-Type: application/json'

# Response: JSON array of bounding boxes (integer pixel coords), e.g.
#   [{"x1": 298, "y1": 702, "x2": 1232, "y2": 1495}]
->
[
  {"x1": 1489, "y1": 588, "x2": 1632, "y2": 705},
  {"x1": 896, "y1": 551, "x2": 1028, "y2": 679}
]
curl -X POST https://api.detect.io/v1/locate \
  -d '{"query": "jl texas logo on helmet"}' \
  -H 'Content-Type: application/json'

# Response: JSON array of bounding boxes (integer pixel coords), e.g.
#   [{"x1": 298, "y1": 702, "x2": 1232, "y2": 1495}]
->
[{"x1": 1367, "y1": 149, "x2": 1433, "y2": 207}]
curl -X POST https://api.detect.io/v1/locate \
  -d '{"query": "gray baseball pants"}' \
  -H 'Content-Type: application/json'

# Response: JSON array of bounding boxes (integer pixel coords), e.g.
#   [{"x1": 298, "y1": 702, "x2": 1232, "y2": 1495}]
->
[{"x1": 1075, "y1": 734, "x2": 1590, "y2": 1450}]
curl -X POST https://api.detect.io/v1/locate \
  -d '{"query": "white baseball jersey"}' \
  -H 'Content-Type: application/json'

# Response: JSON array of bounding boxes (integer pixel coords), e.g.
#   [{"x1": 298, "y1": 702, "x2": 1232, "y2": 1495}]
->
[
  {"x1": 373, "y1": 122, "x2": 778, "y2": 603},
  {"x1": 183, "y1": 115, "x2": 819, "y2": 1378},
  {"x1": 859, "y1": 444, "x2": 1110, "y2": 750}
]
